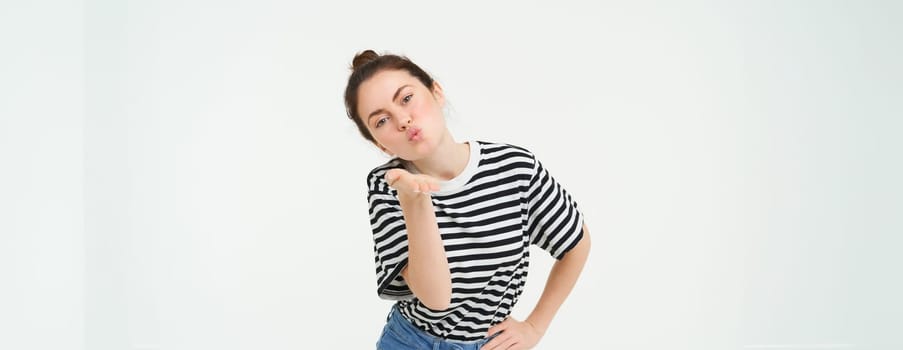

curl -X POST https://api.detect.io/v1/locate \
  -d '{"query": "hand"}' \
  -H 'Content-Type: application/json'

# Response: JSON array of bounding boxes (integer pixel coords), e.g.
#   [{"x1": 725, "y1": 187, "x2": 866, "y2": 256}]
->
[
  {"x1": 481, "y1": 317, "x2": 544, "y2": 350},
  {"x1": 385, "y1": 168, "x2": 441, "y2": 196}
]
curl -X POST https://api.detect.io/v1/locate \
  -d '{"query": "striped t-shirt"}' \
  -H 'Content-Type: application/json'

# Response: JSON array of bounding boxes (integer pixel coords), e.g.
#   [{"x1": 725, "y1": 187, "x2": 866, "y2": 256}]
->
[{"x1": 366, "y1": 140, "x2": 585, "y2": 342}]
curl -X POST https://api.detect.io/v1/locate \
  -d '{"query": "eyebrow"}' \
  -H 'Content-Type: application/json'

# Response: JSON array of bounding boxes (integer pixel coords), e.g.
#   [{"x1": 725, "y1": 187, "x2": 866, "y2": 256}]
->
[{"x1": 367, "y1": 85, "x2": 411, "y2": 122}]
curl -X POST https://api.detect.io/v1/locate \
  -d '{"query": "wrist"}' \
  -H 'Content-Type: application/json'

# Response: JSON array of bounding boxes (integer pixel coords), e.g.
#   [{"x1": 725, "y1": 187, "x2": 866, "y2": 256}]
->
[{"x1": 524, "y1": 317, "x2": 548, "y2": 335}]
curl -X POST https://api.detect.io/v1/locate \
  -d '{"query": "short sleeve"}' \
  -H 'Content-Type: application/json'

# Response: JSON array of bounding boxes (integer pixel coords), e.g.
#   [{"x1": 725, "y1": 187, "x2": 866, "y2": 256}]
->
[
  {"x1": 525, "y1": 157, "x2": 585, "y2": 260},
  {"x1": 366, "y1": 167, "x2": 414, "y2": 301}
]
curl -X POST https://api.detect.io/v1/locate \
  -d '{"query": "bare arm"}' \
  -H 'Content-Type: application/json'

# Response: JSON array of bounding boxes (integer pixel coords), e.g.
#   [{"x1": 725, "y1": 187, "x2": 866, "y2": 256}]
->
[
  {"x1": 484, "y1": 223, "x2": 591, "y2": 349},
  {"x1": 525, "y1": 223, "x2": 591, "y2": 334},
  {"x1": 389, "y1": 170, "x2": 452, "y2": 310}
]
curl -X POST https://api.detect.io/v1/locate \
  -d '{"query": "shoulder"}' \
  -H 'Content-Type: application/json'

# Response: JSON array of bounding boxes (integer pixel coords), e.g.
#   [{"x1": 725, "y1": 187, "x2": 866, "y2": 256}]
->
[
  {"x1": 366, "y1": 158, "x2": 407, "y2": 193},
  {"x1": 474, "y1": 140, "x2": 538, "y2": 166}
]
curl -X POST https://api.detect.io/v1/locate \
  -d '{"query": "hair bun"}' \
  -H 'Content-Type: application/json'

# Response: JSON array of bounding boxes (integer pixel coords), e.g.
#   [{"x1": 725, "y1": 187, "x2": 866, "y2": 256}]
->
[{"x1": 351, "y1": 50, "x2": 380, "y2": 71}]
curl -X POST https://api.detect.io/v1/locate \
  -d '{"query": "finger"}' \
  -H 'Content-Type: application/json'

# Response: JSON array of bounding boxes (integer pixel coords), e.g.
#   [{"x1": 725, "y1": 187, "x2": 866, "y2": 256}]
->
[
  {"x1": 414, "y1": 174, "x2": 440, "y2": 186},
  {"x1": 495, "y1": 337, "x2": 518, "y2": 350},
  {"x1": 507, "y1": 342, "x2": 527, "y2": 350},
  {"x1": 385, "y1": 169, "x2": 402, "y2": 187},
  {"x1": 480, "y1": 333, "x2": 511, "y2": 350},
  {"x1": 417, "y1": 182, "x2": 431, "y2": 194},
  {"x1": 486, "y1": 320, "x2": 509, "y2": 337},
  {"x1": 430, "y1": 177, "x2": 441, "y2": 188},
  {"x1": 428, "y1": 182, "x2": 439, "y2": 194}
]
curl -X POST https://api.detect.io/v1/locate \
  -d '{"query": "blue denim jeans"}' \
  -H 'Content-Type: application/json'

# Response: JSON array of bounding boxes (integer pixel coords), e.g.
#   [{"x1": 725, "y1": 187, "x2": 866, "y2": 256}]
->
[{"x1": 376, "y1": 305, "x2": 498, "y2": 350}]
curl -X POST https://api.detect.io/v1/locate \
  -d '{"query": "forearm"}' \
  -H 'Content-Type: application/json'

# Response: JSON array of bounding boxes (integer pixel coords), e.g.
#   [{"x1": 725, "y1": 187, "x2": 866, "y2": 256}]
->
[
  {"x1": 526, "y1": 224, "x2": 591, "y2": 333},
  {"x1": 398, "y1": 192, "x2": 452, "y2": 310}
]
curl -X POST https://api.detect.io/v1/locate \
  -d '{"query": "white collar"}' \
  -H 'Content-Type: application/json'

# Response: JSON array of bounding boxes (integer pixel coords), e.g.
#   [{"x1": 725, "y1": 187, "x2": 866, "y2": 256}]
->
[{"x1": 404, "y1": 141, "x2": 480, "y2": 194}]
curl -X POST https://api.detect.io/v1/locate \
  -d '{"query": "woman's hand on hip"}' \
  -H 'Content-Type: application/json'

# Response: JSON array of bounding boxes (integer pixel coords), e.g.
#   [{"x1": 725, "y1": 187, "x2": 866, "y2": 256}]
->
[{"x1": 481, "y1": 316, "x2": 544, "y2": 350}]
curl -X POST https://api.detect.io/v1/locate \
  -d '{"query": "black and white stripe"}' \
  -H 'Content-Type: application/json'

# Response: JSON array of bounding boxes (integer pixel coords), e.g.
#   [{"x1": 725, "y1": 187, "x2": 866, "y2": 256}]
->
[{"x1": 366, "y1": 141, "x2": 584, "y2": 342}]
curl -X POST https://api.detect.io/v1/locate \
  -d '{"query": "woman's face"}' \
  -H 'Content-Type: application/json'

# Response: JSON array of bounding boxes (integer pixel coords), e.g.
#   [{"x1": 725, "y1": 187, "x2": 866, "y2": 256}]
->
[{"x1": 357, "y1": 69, "x2": 446, "y2": 161}]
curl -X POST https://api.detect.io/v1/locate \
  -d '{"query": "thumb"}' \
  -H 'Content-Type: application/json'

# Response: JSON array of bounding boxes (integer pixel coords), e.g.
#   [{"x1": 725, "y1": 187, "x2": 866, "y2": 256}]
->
[{"x1": 385, "y1": 169, "x2": 403, "y2": 186}]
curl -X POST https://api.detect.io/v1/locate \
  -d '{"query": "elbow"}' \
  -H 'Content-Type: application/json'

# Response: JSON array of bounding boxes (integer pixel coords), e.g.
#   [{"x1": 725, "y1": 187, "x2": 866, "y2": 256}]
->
[
  {"x1": 403, "y1": 266, "x2": 452, "y2": 310},
  {"x1": 422, "y1": 287, "x2": 452, "y2": 311},
  {"x1": 423, "y1": 299, "x2": 451, "y2": 311}
]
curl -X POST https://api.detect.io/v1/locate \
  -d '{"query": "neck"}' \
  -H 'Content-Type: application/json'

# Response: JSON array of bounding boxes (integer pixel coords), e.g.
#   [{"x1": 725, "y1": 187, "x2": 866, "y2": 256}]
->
[{"x1": 409, "y1": 132, "x2": 470, "y2": 181}]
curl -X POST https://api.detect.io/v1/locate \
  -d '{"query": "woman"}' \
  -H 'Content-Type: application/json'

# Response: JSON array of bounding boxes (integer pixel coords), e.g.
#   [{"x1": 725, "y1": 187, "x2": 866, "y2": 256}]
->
[{"x1": 344, "y1": 50, "x2": 591, "y2": 350}]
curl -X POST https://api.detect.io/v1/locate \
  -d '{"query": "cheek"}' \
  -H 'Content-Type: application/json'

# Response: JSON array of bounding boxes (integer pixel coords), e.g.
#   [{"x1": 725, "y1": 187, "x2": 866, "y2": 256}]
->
[
  {"x1": 372, "y1": 128, "x2": 393, "y2": 144},
  {"x1": 413, "y1": 98, "x2": 438, "y2": 118}
]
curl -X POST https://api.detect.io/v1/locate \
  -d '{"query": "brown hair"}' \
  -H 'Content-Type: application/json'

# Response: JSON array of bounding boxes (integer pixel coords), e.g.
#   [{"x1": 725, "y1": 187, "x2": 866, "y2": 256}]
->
[{"x1": 344, "y1": 50, "x2": 436, "y2": 143}]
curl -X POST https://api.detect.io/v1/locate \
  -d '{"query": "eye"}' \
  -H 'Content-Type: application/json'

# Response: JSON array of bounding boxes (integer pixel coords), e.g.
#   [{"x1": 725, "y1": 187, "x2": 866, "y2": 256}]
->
[
  {"x1": 375, "y1": 116, "x2": 388, "y2": 128},
  {"x1": 402, "y1": 94, "x2": 413, "y2": 104}
]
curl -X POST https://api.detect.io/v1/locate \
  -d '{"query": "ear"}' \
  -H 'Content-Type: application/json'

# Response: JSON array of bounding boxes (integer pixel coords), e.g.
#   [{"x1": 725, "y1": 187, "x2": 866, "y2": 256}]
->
[{"x1": 431, "y1": 81, "x2": 445, "y2": 109}]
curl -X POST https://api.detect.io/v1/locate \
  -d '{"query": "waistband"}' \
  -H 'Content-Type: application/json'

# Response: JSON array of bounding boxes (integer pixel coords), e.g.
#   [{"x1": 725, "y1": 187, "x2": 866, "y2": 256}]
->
[{"x1": 387, "y1": 304, "x2": 498, "y2": 346}]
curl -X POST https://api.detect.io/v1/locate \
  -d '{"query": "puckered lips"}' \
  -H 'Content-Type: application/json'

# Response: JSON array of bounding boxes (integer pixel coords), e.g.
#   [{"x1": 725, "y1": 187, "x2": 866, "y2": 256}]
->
[{"x1": 407, "y1": 127, "x2": 422, "y2": 142}]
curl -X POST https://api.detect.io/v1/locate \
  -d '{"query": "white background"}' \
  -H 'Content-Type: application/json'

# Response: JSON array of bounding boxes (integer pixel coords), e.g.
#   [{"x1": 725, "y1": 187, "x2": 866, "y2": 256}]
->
[{"x1": 2, "y1": 1, "x2": 901, "y2": 349}]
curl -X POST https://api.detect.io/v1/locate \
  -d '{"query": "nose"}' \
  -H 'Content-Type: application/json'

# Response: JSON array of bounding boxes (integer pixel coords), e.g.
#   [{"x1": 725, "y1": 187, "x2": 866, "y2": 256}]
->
[{"x1": 396, "y1": 114, "x2": 412, "y2": 131}]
